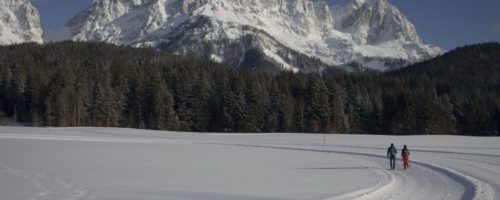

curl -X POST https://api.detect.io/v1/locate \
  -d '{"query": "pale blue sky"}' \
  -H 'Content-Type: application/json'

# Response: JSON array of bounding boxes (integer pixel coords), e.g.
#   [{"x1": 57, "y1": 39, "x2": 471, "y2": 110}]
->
[{"x1": 30, "y1": 0, "x2": 500, "y2": 50}]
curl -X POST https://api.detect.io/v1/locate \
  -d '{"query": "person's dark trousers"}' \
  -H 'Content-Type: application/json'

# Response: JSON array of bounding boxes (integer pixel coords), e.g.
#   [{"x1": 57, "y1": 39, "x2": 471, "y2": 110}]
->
[{"x1": 390, "y1": 156, "x2": 396, "y2": 170}]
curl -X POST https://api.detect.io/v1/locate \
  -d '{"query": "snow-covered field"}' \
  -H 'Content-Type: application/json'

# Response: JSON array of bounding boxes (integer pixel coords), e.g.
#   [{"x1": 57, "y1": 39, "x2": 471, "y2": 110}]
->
[{"x1": 1, "y1": 126, "x2": 499, "y2": 200}]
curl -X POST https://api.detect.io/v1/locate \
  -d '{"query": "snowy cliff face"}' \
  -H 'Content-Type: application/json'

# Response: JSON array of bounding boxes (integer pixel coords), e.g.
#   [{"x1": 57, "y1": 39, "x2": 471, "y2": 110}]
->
[
  {"x1": 49, "y1": 0, "x2": 444, "y2": 72},
  {"x1": 0, "y1": 0, "x2": 43, "y2": 45},
  {"x1": 332, "y1": 0, "x2": 421, "y2": 44}
]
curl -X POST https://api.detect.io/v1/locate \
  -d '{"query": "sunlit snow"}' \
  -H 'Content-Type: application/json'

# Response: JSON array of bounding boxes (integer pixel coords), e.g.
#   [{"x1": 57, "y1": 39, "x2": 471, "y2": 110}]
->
[{"x1": 1, "y1": 126, "x2": 499, "y2": 200}]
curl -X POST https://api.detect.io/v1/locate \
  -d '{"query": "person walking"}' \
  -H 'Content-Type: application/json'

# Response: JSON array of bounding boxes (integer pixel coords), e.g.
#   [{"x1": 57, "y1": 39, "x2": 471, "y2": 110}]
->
[
  {"x1": 402, "y1": 144, "x2": 410, "y2": 170},
  {"x1": 387, "y1": 143, "x2": 397, "y2": 170}
]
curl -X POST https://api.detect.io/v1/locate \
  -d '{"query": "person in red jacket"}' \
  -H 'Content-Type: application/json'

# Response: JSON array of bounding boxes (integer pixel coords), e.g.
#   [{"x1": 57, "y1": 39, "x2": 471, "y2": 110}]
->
[{"x1": 402, "y1": 144, "x2": 410, "y2": 170}]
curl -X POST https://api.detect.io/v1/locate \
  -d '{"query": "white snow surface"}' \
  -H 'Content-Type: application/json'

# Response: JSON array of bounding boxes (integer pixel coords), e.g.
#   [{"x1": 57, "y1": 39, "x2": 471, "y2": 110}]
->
[
  {"x1": 1, "y1": 126, "x2": 499, "y2": 200},
  {"x1": 0, "y1": 0, "x2": 43, "y2": 45},
  {"x1": 47, "y1": 0, "x2": 444, "y2": 71}
]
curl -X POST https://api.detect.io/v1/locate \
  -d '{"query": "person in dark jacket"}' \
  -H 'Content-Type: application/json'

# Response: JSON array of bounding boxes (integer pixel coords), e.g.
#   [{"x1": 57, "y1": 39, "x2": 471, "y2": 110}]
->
[
  {"x1": 387, "y1": 143, "x2": 397, "y2": 170},
  {"x1": 402, "y1": 144, "x2": 410, "y2": 170}
]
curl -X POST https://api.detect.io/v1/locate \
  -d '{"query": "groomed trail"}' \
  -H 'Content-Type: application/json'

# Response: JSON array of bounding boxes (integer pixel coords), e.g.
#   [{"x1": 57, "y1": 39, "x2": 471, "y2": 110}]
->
[
  {"x1": 205, "y1": 142, "x2": 496, "y2": 200},
  {"x1": 0, "y1": 127, "x2": 499, "y2": 200}
]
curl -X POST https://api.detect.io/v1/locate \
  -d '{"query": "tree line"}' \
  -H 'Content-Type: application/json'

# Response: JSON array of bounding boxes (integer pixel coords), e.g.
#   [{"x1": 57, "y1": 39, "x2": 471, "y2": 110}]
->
[{"x1": 0, "y1": 41, "x2": 498, "y2": 135}]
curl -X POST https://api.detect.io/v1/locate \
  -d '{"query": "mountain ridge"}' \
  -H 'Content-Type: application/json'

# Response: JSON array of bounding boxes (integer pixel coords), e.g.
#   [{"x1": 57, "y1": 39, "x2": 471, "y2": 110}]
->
[{"x1": 43, "y1": 0, "x2": 443, "y2": 73}]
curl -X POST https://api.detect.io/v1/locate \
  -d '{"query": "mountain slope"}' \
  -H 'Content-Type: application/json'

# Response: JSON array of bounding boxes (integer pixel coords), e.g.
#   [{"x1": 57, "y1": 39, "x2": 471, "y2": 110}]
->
[
  {"x1": 0, "y1": 0, "x2": 43, "y2": 45},
  {"x1": 390, "y1": 42, "x2": 500, "y2": 87},
  {"x1": 47, "y1": 0, "x2": 443, "y2": 72}
]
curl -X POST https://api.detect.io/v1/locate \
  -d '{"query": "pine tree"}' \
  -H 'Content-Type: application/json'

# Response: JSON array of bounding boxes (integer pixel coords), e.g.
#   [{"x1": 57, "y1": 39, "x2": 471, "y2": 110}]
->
[
  {"x1": 305, "y1": 75, "x2": 330, "y2": 133},
  {"x1": 148, "y1": 74, "x2": 179, "y2": 130},
  {"x1": 191, "y1": 74, "x2": 210, "y2": 132},
  {"x1": 327, "y1": 81, "x2": 347, "y2": 133}
]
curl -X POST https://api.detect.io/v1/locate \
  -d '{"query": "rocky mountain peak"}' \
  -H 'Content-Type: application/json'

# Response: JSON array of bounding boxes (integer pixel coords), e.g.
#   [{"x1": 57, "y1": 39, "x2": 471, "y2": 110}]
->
[
  {"x1": 333, "y1": 0, "x2": 421, "y2": 45},
  {"x1": 46, "y1": 0, "x2": 444, "y2": 72},
  {"x1": 0, "y1": 0, "x2": 43, "y2": 45}
]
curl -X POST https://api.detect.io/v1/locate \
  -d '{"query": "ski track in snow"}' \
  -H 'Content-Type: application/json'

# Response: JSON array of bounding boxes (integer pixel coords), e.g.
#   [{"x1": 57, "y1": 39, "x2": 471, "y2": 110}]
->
[
  {"x1": 0, "y1": 162, "x2": 93, "y2": 200},
  {"x1": 443, "y1": 157, "x2": 500, "y2": 177},
  {"x1": 205, "y1": 142, "x2": 496, "y2": 200},
  {"x1": 0, "y1": 129, "x2": 498, "y2": 200}
]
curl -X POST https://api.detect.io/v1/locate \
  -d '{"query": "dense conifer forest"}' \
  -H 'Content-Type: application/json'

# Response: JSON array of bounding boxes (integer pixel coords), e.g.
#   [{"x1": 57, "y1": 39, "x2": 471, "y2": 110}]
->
[{"x1": 0, "y1": 42, "x2": 499, "y2": 135}]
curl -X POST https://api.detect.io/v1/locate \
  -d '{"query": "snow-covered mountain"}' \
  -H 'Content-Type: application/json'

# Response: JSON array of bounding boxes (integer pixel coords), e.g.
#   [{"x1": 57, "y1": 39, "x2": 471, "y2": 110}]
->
[
  {"x1": 0, "y1": 0, "x2": 43, "y2": 45},
  {"x1": 47, "y1": 0, "x2": 444, "y2": 72}
]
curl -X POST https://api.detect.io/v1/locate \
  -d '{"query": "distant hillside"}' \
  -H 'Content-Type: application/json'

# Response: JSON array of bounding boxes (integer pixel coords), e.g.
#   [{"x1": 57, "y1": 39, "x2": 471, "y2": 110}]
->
[
  {"x1": 388, "y1": 42, "x2": 500, "y2": 135},
  {"x1": 0, "y1": 42, "x2": 498, "y2": 135},
  {"x1": 391, "y1": 42, "x2": 500, "y2": 87}
]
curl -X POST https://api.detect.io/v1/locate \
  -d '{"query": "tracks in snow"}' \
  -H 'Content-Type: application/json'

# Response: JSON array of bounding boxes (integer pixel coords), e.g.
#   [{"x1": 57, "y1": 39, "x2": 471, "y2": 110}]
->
[
  {"x1": 0, "y1": 132, "x2": 496, "y2": 200},
  {"x1": 328, "y1": 145, "x2": 497, "y2": 200},
  {"x1": 209, "y1": 142, "x2": 495, "y2": 200},
  {"x1": 329, "y1": 149, "x2": 494, "y2": 200},
  {"x1": 0, "y1": 162, "x2": 93, "y2": 200}
]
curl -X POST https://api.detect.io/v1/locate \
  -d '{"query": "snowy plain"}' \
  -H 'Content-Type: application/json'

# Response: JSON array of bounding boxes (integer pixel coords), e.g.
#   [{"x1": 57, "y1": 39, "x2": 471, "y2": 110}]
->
[{"x1": 0, "y1": 126, "x2": 499, "y2": 200}]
